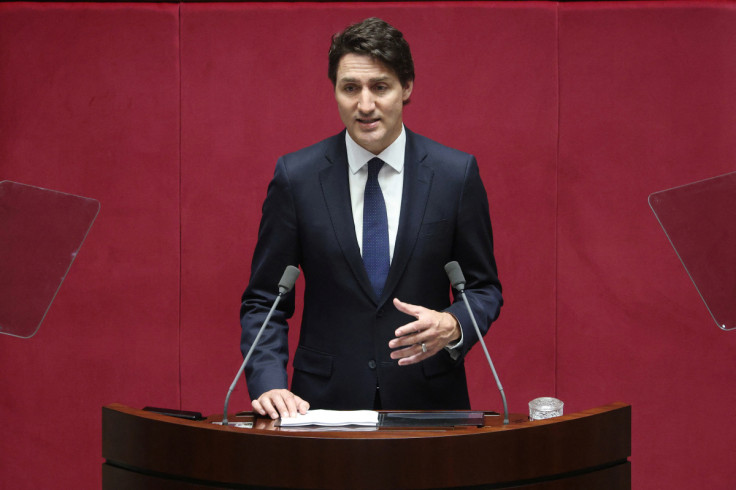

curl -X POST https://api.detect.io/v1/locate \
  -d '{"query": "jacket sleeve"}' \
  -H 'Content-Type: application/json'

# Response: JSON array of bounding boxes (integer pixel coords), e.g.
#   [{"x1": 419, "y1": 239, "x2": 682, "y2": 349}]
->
[
  {"x1": 444, "y1": 156, "x2": 503, "y2": 358},
  {"x1": 240, "y1": 157, "x2": 301, "y2": 400}
]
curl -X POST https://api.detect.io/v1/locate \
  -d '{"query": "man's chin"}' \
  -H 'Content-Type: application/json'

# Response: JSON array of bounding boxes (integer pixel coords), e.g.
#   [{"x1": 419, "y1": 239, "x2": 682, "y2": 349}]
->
[{"x1": 350, "y1": 132, "x2": 386, "y2": 154}]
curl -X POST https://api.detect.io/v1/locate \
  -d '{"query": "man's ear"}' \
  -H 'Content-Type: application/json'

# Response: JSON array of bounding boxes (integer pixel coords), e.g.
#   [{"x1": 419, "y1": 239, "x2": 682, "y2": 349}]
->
[{"x1": 402, "y1": 80, "x2": 414, "y2": 103}]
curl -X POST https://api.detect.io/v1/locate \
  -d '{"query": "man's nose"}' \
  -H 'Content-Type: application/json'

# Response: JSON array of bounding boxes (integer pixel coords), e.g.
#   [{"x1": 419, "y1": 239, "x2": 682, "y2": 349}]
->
[{"x1": 357, "y1": 88, "x2": 375, "y2": 114}]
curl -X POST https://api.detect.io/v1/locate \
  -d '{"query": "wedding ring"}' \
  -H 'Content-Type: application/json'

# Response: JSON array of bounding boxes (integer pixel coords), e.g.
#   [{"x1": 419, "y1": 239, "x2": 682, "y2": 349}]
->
[{"x1": 421, "y1": 343, "x2": 427, "y2": 353}]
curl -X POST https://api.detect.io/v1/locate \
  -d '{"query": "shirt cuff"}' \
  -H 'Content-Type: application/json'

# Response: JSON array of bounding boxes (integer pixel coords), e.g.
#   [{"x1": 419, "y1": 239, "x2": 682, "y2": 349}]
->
[{"x1": 443, "y1": 314, "x2": 463, "y2": 360}]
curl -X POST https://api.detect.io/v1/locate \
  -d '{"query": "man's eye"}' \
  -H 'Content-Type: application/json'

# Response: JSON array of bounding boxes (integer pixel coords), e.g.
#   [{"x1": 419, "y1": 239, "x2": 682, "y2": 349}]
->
[
  {"x1": 344, "y1": 85, "x2": 357, "y2": 93},
  {"x1": 375, "y1": 85, "x2": 388, "y2": 92}
]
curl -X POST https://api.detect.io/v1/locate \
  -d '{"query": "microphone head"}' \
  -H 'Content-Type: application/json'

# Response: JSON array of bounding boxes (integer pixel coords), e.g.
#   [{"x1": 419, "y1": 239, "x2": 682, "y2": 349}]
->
[
  {"x1": 278, "y1": 265, "x2": 300, "y2": 293},
  {"x1": 444, "y1": 261, "x2": 466, "y2": 291}
]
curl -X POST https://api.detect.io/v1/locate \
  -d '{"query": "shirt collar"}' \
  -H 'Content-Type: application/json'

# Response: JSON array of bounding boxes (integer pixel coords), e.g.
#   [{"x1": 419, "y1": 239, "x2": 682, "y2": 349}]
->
[{"x1": 346, "y1": 126, "x2": 406, "y2": 175}]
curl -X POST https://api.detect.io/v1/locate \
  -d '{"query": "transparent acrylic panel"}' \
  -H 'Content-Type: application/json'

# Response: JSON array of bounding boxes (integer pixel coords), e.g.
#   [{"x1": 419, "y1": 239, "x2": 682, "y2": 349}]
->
[
  {"x1": 0, "y1": 181, "x2": 99, "y2": 338},
  {"x1": 649, "y1": 172, "x2": 736, "y2": 331}
]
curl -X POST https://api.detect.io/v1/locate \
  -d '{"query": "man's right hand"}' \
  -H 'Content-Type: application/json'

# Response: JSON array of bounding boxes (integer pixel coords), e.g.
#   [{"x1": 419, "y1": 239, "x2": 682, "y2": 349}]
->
[{"x1": 252, "y1": 389, "x2": 310, "y2": 419}]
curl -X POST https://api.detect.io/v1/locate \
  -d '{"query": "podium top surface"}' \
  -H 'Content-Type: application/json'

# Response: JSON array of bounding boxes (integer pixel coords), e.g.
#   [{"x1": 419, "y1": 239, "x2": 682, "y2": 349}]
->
[{"x1": 103, "y1": 401, "x2": 629, "y2": 439}]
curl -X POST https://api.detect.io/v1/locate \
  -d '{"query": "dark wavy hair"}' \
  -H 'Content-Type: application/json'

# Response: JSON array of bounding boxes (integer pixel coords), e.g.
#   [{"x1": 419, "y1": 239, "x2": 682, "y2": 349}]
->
[{"x1": 328, "y1": 17, "x2": 415, "y2": 89}]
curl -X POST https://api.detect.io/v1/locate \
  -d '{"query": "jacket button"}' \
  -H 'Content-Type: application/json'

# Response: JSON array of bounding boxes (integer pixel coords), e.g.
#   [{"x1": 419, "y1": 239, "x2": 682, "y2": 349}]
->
[
  {"x1": 377, "y1": 309, "x2": 384, "y2": 318},
  {"x1": 368, "y1": 360, "x2": 377, "y2": 370}
]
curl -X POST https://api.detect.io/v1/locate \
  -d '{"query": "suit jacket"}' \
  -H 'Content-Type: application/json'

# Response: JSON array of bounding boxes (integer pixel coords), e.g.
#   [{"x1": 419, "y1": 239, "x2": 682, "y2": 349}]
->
[{"x1": 240, "y1": 128, "x2": 502, "y2": 410}]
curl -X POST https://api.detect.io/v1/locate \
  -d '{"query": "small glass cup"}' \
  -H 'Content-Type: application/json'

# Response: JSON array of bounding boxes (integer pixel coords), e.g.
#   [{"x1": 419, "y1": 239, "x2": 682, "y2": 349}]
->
[{"x1": 529, "y1": 397, "x2": 564, "y2": 420}]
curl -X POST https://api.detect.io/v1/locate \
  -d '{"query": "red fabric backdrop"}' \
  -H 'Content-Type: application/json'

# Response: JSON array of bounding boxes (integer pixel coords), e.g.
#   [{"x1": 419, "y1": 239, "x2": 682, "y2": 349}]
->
[{"x1": 1, "y1": 2, "x2": 735, "y2": 488}]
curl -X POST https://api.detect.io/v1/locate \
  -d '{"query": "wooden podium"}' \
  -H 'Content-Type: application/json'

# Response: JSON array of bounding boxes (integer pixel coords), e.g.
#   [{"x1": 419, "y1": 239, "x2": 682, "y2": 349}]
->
[{"x1": 102, "y1": 402, "x2": 630, "y2": 489}]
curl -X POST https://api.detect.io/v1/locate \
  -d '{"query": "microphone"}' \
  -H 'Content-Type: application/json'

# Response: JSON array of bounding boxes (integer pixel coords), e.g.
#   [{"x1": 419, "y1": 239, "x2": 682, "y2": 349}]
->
[
  {"x1": 222, "y1": 265, "x2": 300, "y2": 425},
  {"x1": 444, "y1": 261, "x2": 509, "y2": 425}
]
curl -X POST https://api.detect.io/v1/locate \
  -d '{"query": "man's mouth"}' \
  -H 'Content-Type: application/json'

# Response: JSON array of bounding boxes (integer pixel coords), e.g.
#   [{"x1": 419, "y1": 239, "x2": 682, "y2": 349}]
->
[{"x1": 357, "y1": 117, "x2": 380, "y2": 129}]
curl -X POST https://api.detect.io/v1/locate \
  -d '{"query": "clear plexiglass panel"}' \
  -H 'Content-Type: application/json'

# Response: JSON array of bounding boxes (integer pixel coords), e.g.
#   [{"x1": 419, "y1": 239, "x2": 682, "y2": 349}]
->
[
  {"x1": 0, "y1": 181, "x2": 99, "y2": 338},
  {"x1": 649, "y1": 171, "x2": 736, "y2": 331}
]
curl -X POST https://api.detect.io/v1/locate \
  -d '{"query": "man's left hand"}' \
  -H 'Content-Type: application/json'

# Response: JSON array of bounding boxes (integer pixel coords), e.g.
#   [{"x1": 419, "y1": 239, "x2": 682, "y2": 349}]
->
[{"x1": 388, "y1": 298, "x2": 460, "y2": 366}]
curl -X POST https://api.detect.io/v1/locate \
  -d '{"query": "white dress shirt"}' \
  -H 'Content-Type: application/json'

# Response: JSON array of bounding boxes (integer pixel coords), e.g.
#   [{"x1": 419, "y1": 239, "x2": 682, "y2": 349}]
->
[
  {"x1": 345, "y1": 127, "x2": 405, "y2": 262},
  {"x1": 345, "y1": 126, "x2": 463, "y2": 354}
]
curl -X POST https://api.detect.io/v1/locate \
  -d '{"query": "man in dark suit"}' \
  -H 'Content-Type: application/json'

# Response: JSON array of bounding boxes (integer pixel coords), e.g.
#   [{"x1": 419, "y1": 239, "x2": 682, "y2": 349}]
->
[{"x1": 241, "y1": 17, "x2": 502, "y2": 419}]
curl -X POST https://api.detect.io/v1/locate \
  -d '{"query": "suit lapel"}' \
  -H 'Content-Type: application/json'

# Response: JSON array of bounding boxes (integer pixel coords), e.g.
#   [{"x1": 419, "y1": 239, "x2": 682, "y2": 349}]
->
[
  {"x1": 319, "y1": 132, "x2": 377, "y2": 300},
  {"x1": 319, "y1": 129, "x2": 434, "y2": 305},
  {"x1": 380, "y1": 129, "x2": 433, "y2": 304}
]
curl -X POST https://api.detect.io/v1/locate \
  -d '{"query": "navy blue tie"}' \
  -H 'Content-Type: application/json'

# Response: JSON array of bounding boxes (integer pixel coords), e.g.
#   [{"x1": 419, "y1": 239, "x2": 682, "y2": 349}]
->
[{"x1": 363, "y1": 158, "x2": 390, "y2": 298}]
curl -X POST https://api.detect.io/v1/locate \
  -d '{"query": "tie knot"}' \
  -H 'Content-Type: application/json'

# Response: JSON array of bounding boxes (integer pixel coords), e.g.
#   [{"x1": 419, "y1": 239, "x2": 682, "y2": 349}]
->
[{"x1": 367, "y1": 158, "x2": 384, "y2": 180}]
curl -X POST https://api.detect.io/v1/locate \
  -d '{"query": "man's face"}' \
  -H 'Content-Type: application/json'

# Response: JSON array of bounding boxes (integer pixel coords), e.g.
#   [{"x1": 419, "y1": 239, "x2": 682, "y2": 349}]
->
[{"x1": 334, "y1": 53, "x2": 413, "y2": 155}]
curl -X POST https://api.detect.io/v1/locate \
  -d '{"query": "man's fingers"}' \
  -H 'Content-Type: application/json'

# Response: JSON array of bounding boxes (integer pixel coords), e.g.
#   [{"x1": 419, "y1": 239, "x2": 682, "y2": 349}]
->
[
  {"x1": 295, "y1": 396, "x2": 310, "y2": 415},
  {"x1": 391, "y1": 298, "x2": 437, "y2": 344},
  {"x1": 390, "y1": 299, "x2": 459, "y2": 366},
  {"x1": 252, "y1": 389, "x2": 306, "y2": 419},
  {"x1": 393, "y1": 297, "x2": 423, "y2": 317},
  {"x1": 396, "y1": 344, "x2": 431, "y2": 366},
  {"x1": 390, "y1": 344, "x2": 416, "y2": 359},
  {"x1": 262, "y1": 396, "x2": 279, "y2": 419},
  {"x1": 279, "y1": 396, "x2": 297, "y2": 419},
  {"x1": 390, "y1": 340, "x2": 436, "y2": 365},
  {"x1": 389, "y1": 325, "x2": 422, "y2": 348},
  {"x1": 254, "y1": 396, "x2": 278, "y2": 419},
  {"x1": 398, "y1": 355, "x2": 421, "y2": 366},
  {"x1": 251, "y1": 399, "x2": 266, "y2": 416}
]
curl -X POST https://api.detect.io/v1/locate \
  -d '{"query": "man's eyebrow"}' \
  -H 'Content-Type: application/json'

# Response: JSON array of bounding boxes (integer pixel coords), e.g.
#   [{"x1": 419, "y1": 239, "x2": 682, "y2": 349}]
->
[{"x1": 338, "y1": 76, "x2": 391, "y2": 84}]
